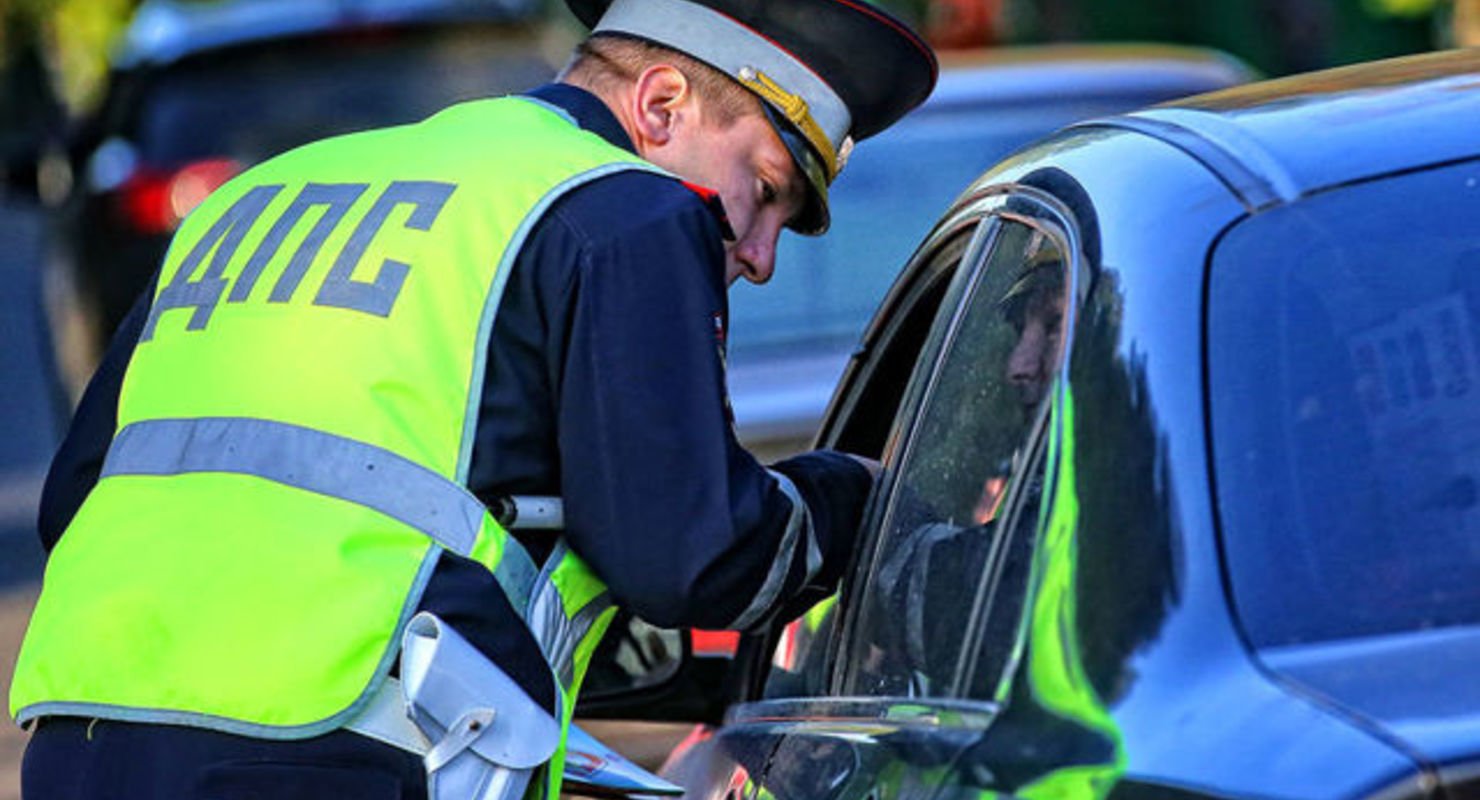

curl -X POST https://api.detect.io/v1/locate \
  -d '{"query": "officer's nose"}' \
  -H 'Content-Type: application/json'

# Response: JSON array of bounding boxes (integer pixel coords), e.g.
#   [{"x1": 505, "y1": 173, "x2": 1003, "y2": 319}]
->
[{"x1": 733, "y1": 227, "x2": 777, "y2": 285}]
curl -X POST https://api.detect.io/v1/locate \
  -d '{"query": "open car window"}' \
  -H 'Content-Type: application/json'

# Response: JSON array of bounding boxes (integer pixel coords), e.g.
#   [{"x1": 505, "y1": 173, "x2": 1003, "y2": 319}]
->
[
  {"x1": 830, "y1": 200, "x2": 1075, "y2": 699},
  {"x1": 760, "y1": 224, "x2": 978, "y2": 702}
]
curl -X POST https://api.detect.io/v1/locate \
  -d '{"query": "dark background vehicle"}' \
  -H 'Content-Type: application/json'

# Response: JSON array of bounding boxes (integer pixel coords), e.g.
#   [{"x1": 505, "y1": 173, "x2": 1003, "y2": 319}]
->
[
  {"x1": 626, "y1": 49, "x2": 1480, "y2": 799},
  {"x1": 54, "y1": 0, "x2": 560, "y2": 356}
]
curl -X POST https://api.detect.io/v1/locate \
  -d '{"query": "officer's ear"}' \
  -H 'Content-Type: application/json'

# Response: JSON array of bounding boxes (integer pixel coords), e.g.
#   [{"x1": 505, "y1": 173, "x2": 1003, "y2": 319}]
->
[{"x1": 629, "y1": 64, "x2": 694, "y2": 148}]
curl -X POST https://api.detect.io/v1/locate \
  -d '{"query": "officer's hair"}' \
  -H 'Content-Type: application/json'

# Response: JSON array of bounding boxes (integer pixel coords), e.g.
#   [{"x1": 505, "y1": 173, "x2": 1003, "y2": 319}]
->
[{"x1": 562, "y1": 33, "x2": 762, "y2": 127}]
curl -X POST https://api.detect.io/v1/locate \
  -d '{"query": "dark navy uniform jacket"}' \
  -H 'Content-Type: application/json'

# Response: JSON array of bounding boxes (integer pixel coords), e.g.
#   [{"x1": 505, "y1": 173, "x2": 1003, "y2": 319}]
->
[{"x1": 37, "y1": 84, "x2": 872, "y2": 714}]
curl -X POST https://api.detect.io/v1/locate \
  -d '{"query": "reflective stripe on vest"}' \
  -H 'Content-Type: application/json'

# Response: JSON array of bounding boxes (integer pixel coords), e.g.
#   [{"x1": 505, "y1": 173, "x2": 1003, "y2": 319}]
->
[
  {"x1": 724, "y1": 469, "x2": 821, "y2": 630},
  {"x1": 103, "y1": 417, "x2": 485, "y2": 555},
  {"x1": 11, "y1": 97, "x2": 665, "y2": 745},
  {"x1": 98, "y1": 416, "x2": 548, "y2": 617},
  {"x1": 100, "y1": 415, "x2": 613, "y2": 695}
]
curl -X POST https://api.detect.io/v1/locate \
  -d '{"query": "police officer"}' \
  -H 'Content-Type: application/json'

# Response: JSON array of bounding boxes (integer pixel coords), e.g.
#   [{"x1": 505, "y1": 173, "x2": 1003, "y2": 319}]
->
[{"x1": 11, "y1": 1, "x2": 937, "y2": 797}]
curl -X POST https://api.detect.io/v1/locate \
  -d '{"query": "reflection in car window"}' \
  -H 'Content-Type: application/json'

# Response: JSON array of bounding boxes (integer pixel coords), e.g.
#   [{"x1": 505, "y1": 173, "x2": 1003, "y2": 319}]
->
[
  {"x1": 840, "y1": 215, "x2": 1069, "y2": 698},
  {"x1": 761, "y1": 594, "x2": 839, "y2": 700},
  {"x1": 1210, "y1": 159, "x2": 1480, "y2": 647}
]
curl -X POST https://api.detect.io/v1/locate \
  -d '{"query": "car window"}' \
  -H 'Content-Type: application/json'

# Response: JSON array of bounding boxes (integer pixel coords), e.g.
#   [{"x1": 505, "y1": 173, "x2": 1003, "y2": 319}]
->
[
  {"x1": 759, "y1": 228, "x2": 975, "y2": 701},
  {"x1": 836, "y1": 209, "x2": 1072, "y2": 698},
  {"x1": 1209, "y1": 158, "x2": 1480, "y2": 647}
]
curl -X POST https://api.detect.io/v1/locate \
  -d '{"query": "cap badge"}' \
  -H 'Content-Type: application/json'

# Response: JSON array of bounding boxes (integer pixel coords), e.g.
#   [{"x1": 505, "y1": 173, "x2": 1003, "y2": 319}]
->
[
  {"x1": 736, "y1": 66, "x2": 842, "y2": 182},
  {"x1": 836, "y1": 136, "x2": 855, "y2": 173}
]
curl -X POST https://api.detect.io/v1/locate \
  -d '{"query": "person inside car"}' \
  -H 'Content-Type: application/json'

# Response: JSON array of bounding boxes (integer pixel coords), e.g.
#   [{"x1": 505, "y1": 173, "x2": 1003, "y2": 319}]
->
[{"x1": 864, "y1": 172, "x2": 1088, "y2": 697}]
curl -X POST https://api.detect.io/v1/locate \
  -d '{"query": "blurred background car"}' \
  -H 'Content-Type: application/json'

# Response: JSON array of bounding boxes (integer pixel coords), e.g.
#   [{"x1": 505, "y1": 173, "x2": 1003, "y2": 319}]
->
[
  {"x1": 727, "y1": 44, "x2": 1254, "y2": 461},
  {"x1": 52, "y1": 0, "x2": 561, "y2": 358}
]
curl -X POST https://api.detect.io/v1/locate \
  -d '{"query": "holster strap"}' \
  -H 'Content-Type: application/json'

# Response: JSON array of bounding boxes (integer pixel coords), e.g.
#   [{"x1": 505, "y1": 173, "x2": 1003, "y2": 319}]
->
[
  {"x1": 400, "y1": 612, "x2": 562, "y2": 769},
  {"x1": 345, "y1": 676, "x2": 431, "y2": 756}
]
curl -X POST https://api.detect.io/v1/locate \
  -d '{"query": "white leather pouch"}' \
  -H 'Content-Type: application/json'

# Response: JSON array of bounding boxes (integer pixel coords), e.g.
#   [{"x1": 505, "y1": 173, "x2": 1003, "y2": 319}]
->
[{"x1": 400, "y1": 612, "x2": 563, "y2": 800}]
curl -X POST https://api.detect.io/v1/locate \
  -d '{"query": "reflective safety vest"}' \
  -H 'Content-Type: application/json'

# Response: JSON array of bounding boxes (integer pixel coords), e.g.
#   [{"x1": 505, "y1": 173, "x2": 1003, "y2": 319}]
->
[{"x1": 11, "y1": 97, "x2": 662, "y2": 786}]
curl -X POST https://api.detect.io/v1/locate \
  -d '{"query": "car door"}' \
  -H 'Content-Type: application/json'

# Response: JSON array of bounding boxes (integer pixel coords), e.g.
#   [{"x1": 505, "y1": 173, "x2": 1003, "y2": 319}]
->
[{"x1": 688, "y1": 185, "x2": 1092, "y2": 800}]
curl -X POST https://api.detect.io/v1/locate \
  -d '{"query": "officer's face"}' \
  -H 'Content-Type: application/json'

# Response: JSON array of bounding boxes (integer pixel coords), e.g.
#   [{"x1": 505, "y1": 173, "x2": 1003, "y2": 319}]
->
[{"x1": 665, "y1": 109, "x2": 807, "y2": 286}]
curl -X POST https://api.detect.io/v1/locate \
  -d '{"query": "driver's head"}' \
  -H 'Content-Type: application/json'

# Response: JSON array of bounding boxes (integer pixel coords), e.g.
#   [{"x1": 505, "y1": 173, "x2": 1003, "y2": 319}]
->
[{"x1": 1000, "y1": 258, "x2": 1067, "y2": 410}]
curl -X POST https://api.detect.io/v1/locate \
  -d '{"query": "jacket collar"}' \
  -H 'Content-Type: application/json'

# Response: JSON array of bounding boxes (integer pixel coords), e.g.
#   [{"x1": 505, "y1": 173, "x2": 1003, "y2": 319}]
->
[{"x1": 523, "y1": 83, "x2": 636, "y2": 155}]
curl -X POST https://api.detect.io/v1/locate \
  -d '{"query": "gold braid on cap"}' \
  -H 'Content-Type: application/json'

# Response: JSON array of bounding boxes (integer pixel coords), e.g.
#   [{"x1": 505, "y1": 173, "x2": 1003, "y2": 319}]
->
[{"x1": 736, "y1": 67, "x2": 841, "y2": 182}]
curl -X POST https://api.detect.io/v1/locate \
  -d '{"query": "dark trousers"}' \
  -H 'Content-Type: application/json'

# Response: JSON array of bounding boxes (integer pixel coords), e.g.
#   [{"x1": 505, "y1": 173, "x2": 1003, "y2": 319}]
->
[{"x1": 22, "y1": 716, "x2": 427, "y2": 799}]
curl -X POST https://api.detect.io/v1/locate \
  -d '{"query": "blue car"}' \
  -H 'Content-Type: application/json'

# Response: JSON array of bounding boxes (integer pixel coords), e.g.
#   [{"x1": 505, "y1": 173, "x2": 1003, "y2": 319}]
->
[{"x1": 586, "y1": 48, "x2": 1480, "y2": 800}]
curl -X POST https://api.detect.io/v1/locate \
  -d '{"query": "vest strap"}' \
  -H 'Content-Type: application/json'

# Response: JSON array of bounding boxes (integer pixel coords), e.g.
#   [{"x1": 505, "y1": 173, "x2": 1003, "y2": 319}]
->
[
  {"x1": 527, "y1": 541, "x2": 615, "y2": 689},
  {"x1": 491, "y1": 537, "x2": 540, "y2": 618},
  {"x1": 102, "y1": 417, "x2": 486, "y2": 557}
]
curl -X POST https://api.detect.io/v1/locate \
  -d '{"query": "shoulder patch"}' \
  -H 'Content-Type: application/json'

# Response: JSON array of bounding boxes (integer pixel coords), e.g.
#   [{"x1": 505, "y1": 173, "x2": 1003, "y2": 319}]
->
[{"x1": 681, "y1": 181, "x2": 736, "y2": 242}]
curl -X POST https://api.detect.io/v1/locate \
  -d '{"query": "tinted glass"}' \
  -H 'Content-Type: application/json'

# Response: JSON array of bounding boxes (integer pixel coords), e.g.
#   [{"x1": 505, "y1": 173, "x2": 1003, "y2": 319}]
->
[
  {"x1": 728, "y1": 97, "x2": 1147, "y2": 365},
  {"x1": 1210, "y1": 159, "x2": 1480, "y2": 647},
  {"x1": 841, "y1": 217, "x2": 1069, "y2": 697},
  {"x1": 131, "y1": 26, "x2": 553, "y2": 165}
]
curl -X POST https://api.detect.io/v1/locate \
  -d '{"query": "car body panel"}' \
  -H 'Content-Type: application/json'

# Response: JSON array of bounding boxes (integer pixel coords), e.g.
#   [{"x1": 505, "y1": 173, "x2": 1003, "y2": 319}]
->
[
  {"x1": 1199, "y1": 153, "x2": 1480, "y2": 786},
  {"x1": 1262, "y1": 627, "x2": 1480, "y2": 769},
  {"x1": 1129, "y1": 49, "x2": 1480, "y2": 202}
]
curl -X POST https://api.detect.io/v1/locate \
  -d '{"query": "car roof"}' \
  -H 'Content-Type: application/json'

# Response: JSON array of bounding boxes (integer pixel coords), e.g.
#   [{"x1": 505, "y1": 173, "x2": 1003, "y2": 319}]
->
[
  {"x1": 1090, "y1": 48, "x2": 1480, "y2": 207},
  {"x1": 928, "y1": 43, "x2": 1258, "y2": 109},
  {"x1": 116, "y1": 0, "x2": 541, "y2": 69}
]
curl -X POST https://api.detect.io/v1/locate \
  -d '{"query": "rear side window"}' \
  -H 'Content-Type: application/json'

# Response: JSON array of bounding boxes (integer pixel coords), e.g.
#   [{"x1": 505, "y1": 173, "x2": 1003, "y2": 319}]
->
[{"x1": 1209, "y1": 159, "x2": 1480, "y2": 647}]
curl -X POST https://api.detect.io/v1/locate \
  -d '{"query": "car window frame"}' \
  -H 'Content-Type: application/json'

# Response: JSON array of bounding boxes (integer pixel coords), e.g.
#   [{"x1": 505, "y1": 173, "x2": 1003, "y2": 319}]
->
[
  {"x1": 950, "y1": 190, "x2": 1092, "y2": 703},
  {"x1": 817, "y1": 185, "x2": 1091, "y2": 700},
  {"x1": 751, "y1": 209, "x2": 983, "y2": 704}
]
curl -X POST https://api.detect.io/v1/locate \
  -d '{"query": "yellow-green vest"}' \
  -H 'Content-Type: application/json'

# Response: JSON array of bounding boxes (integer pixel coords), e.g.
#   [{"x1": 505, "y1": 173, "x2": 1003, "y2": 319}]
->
[{"x1": 10, "y1": 97, "x2": 659, "y2": 774}]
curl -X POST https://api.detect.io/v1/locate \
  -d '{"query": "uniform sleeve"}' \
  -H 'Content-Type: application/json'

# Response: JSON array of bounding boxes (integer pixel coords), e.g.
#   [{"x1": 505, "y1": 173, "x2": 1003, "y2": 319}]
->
[
  {"x1": 37, "y1": 285, "x2": 149, "y2": 552},
  {"x1": 548, "y1": 174, "x2": 872, "y2": 630}
]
